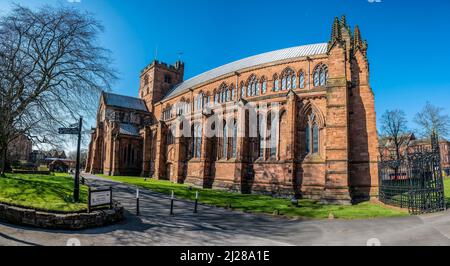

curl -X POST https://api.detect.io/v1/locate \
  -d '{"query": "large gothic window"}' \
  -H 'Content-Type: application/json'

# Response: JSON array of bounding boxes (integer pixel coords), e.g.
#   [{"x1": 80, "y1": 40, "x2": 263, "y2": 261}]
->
[
  {"x1": 305, "y1": 113, "x2": 319, "y2": 155},
  {"x1": 240, "y1": 82, "x2": 245, "y2": 99},
  {"x1": 313, "y1": 64, "x2": 328, "y2": 87},
  {"x1": 231, "y1": 121, "x2": 237, "y2": 158},
  {"x1": 192, "y1": 124, "x2": 202, "y2": 158},
  {"x1": 268, "y1": 113, "x2": 277, "y2": 158},
  {"x1": 166, "y1": 130, "x2": 174, "y2": 145},
  {"x1": 258, "y1": 114, "x2": 264, "y2": 159},
  {"x1": 313, "y1": 123, "x2": 319, "y2": 154},
  {"x1": 222, "y1": 121, "x2": 228, "y2": 159}
]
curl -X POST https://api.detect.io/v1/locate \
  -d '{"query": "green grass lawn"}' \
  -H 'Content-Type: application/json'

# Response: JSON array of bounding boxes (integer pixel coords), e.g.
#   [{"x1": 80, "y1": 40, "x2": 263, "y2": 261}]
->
[
  {"x1": 444, "y1": 178, "x2": 450, "y2": 204},
  {"x1": 100, "y1": 175, "x2": 408, "y2": 219},
  {"x1": 0, "y1": 173, "x2": 88, "y2": 212}
]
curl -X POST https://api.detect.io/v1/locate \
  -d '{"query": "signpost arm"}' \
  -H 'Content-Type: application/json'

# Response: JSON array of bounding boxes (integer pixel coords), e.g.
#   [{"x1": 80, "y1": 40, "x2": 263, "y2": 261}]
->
[{"x1": 74, "y1": 117, "x2": 83, "y2": 203}]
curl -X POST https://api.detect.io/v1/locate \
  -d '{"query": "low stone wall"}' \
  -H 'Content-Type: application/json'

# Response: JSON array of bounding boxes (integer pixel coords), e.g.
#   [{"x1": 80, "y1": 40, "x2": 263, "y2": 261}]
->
[{"x1": 0, "y1": 202, "x2": 124, "y2": 230}]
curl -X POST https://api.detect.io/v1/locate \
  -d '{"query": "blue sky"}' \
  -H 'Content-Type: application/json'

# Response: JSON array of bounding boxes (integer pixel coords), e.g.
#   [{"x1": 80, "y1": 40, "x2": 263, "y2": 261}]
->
[{"x1": 1, "y1": 0, "x2": 449, "y2": 132}]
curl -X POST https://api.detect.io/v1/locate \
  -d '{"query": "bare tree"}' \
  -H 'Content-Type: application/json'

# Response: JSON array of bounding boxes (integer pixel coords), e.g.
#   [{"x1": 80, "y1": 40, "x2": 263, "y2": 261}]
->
[
  {"x1": 414, "y1": 102, "x2": 450, "y2": 138},
  {"x1": 0, "y1": 4, "x2": 117, "y2": 175},
  {"x1": 380, "y1": 109, "x2": 410, "y2": 160},
  {"x1": 67, "y1": 149, "x2": 87, "y2": 168},
  {"x1": 377, "y1": 131, "x2": 388, "y2": 161}
]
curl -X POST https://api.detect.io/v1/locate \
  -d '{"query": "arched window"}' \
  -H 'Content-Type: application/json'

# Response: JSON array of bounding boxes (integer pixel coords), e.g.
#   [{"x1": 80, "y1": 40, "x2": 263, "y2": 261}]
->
[
  {"x1": 247, "y1": 75, "x2": 258, "y2": 96},
  {"x1": 305, "y1": 123, "x2": 310, "y2": 154},
  {"x1": 305, "y1": 113, "x2": 320, "y2": 155},
  {"x1": 268, "y1": 113, "x2": 277, "y2": 158},
  {"x1": 163, "y1": 105, "x2": 173, "y2": 120},
  {"x1": 144, "y1": 74, "x2": 149, "y2": 85},
  {"x1": 282, "y1": 67, "x2": 296, "y2": 91},
  {"x1": 299, "y1": 72, "x2": 305, "y2": 89},
  {"x1": 231, "y1": 86, "x2": 236, "y2": 100},
  {"x1": 167, "y1": 130, "x2": 174, "y2": 145},
  {"x1": 272, "y1": 74, "x2": 279, "y2": 92},
  {"x1": 176, "y1": 101, "x2": 184, "y2": 116},
  {"x1": 261, "y1": 77, "x2": 267, "y2": 94},
  {"x1": 240, "y1": 82, "x2": 245, "y2": 98},
  {"x1": 231, "y1": 121, "x2": 237, "y2": 158},
  {"x1": 204, "y1": 94, "x2": 210, "y2": 107},
  {"x1": 192, "y1": 124, "x2": 202, "y2": 158},
  {"x1": 222, "y1": 121, "x2": 228, "y2": 159},
  {"x1": 313, "y1": 123, "x2": 319, "y2": 154},
  {"x1": 313, "y1": 64, "x2": 328, "y2": 87},
  {"x1": 257, "y1": 114, "x2": 264, "y2": 159},
  {"x1": 195, "y1": 93, "x2": 204, "y2": 111}
]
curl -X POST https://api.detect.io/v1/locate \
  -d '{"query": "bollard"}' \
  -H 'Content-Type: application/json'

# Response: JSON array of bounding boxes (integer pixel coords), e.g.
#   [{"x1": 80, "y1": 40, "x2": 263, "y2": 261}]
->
[
  {"x1": 194, "y1": 191, "x2": 199, "y2": 213},
  {"x1": 170, "y1": 190, "x2": 174, "y2": 215},
  {"x1": 136, "y1": 188, "x2": 140, "y2": 216}
]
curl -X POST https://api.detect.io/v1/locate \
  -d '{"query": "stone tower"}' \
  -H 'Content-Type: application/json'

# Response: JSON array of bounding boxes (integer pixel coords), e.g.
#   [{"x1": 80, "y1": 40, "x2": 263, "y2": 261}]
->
[{"x1": 139, "y1": 60, "x2": 185, "y2": 113}]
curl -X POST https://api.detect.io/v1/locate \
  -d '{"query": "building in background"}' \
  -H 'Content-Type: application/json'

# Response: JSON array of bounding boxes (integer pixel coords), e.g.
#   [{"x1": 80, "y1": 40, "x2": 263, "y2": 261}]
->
[
  {"x1": 379, "y1": 134, "x2": 450, "y2": 176},
  {"x1": 86, "y1": 16, "x2": 379, "y2": 204},
  {"x1": 7, "y1": 134, "x2": 32, "y2": 162},
  {"x1": 30, "y1": 149, "x2": 67, "y2": 165}
]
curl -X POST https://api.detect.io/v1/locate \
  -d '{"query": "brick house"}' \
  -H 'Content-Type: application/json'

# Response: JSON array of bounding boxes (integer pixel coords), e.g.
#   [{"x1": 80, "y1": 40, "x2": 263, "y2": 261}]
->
[
  {"x1": 379, "y1": 134, "x2": 450, "y2": 176},
  {"x1": 86, "y1": 16, "x2": 379, "y2": 204},
  {"x1": 410, "y1": 138, "x2": 450, "y2": 176}
]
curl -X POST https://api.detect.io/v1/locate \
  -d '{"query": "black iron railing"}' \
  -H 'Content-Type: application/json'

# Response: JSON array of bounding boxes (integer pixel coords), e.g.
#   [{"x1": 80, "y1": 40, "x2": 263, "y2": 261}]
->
[{"x1": 378, "y1": 134, "x2": 446, "y2": 214}]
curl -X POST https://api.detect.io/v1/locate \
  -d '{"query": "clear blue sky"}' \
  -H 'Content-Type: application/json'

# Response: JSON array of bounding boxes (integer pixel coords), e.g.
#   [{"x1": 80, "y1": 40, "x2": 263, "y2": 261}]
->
[{"x1": 1, "y1": 0, "x2": 449, "y2": 131}]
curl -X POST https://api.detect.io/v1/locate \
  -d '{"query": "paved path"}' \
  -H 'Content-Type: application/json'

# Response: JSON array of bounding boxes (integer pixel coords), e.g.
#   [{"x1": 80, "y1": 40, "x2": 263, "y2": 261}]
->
[{"x1": 1, "y1": 174, "x2": 450, "y2": 246}]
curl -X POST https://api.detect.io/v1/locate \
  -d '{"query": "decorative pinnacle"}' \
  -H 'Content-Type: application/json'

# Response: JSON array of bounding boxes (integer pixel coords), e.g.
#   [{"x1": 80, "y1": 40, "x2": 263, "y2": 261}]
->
[
  {"x1": 341, "y1": 15, "x2": 347, "y2": 27},
  {"x1": 354, "y1": 25, "x2": 362, "y2": 48},
  {"x1": 331, "y1": 17, "x2": 342, "y2": 42}
]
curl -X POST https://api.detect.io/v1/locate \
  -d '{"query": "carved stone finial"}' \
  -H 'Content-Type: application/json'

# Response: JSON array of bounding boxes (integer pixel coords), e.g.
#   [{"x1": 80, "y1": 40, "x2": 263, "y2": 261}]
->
[
  {"x1": 341, "y1": 15, "x2": 347, "y2": 27},
  {"x1": 331, "y1": 17, "x2": 341, "y2": 42},
  {"x1": 354, "y1": 25, "x2": 362, "y2": 49}
]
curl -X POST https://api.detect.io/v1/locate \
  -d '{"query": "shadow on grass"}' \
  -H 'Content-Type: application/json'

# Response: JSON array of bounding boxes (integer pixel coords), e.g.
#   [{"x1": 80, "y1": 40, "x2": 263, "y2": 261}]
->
[
  {"x1": 100, "y1": 175, "x2": 408, "y2": 220},
  {"x1": 0, "y1": 174, "x2": 88, "y2": 212}
]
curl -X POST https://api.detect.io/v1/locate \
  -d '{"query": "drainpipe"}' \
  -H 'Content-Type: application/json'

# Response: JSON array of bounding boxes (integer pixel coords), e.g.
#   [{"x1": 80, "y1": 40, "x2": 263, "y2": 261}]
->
[
  {"x1": 307, "y1": 56, "x2": 311, "y2": 90},
  {"x1": 235, "y1": 71, "x2": 240, "y2": 100}
]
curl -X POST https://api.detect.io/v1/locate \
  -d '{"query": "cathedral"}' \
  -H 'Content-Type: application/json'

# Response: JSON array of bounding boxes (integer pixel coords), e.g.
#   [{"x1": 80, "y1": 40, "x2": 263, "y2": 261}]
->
[{"x1": 85, "y1": 16, "x2": 379, "y2": 204}]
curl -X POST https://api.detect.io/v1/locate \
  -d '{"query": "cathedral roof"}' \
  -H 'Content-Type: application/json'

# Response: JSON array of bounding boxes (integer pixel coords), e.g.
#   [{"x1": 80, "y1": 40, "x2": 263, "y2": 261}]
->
[
  {"x1": 163, "y1": 42, "x2": 328, "y2": 101},
  {"x1": 119, "y1": 123, "x2": 140, "y2": 136},
  {"x1": 103, "y1": 92, "x2": 148, "y2": 112}
]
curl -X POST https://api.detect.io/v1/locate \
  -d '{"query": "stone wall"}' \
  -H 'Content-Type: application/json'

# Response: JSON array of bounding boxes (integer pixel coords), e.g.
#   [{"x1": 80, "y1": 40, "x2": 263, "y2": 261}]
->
[{"x1": 0, "y1": 202, "x2": 124, "y2": 230}]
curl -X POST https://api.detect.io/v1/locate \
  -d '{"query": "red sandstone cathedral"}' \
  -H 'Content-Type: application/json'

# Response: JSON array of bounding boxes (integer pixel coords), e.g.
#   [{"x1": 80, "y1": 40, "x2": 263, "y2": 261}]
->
[{"x1": 86, "y1": 16, "x2": 379, "y2": 204}]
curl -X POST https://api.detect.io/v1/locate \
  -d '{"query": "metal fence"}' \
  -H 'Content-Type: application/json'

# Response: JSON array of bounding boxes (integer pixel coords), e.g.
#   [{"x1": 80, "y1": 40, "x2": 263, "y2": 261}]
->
[{"x1": 378, "y1": 135, "x2": 446, "y2": 214}]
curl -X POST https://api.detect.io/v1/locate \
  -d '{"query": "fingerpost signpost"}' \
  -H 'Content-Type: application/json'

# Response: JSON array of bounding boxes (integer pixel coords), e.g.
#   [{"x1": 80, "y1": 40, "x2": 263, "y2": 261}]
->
[{"x1": 58, "y1": 117, "x2": 83, "y2": 203}]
